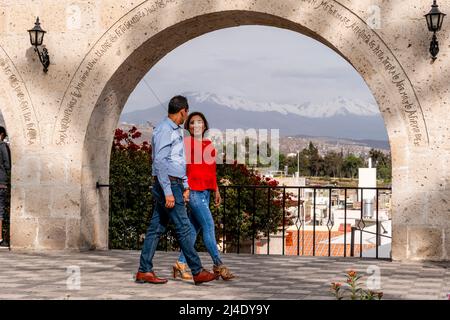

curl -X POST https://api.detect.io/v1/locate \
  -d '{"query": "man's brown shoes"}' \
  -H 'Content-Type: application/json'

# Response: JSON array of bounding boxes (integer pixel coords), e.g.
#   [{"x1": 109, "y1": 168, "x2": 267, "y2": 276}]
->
[
  {"x1": 135, "y1": 271, "x2": 168, "y2": 284},
  {"x1": 193, "y1": 269, "x2": 219, "y2": 285},
  {"x1": 136, "y1": 269, "x2": 217, "y2": 285}
]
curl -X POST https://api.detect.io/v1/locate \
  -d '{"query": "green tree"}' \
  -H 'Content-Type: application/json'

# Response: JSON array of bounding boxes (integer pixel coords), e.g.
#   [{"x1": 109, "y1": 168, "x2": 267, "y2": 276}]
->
[
  {"x1": 298, "y1": 149, "x2": 311, "y2": 176},
  {"x1": 306, "y1": 142, "x2": 322, "y2": 176},
  {"x1": 343, "y1": 154, "x2": 364, "y2": 179},
  {"x1": 369, "y1": 149, "x2": 392, "y2": 182},
  {"x1": 323, "y1": 151, "x2": 344, "y2": 178},
  {"x1": 369, "y1": 149, "x2": 388, "y2": 166},
  {"x1": 279, "y1": 153, "x2": 299, "y2": 175}
]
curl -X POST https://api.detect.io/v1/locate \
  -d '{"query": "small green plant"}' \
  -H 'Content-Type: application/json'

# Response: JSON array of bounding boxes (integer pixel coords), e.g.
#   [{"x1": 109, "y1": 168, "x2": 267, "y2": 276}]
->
[{"x1": 331, "y1": 270, "x2": 383, "y2": 300}]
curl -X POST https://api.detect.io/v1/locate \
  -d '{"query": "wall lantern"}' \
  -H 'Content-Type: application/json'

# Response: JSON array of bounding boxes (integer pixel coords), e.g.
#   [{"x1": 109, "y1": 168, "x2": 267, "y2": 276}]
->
[
  {"x1": 425, "y1": 0, "x2": 446, "y2": 59},
  {"x1": 27, "y1": 17, "x2": 50, "y2": 72}
]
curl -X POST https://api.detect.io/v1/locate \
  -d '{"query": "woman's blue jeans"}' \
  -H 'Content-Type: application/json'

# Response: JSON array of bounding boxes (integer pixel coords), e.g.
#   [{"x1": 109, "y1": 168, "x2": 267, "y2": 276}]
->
[{"x1": 178, "y1": 190, "x2": 223, "y2": 266}]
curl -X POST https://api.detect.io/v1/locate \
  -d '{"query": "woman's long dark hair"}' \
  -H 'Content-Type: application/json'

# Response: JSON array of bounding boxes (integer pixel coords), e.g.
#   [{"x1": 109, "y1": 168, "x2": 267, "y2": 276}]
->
[{"x1": 184, "y1": 111, "x2": 209, "y2": 137}]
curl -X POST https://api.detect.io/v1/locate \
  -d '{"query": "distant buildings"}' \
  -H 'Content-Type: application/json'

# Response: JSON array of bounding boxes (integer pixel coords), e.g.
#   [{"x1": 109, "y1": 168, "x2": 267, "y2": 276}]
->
[
  {"x1": 280, "y1": 136, "x2": 390, "y2": 157},
  {"x1": 251, "y1": 161, "x2": 392, "y2": 258}
]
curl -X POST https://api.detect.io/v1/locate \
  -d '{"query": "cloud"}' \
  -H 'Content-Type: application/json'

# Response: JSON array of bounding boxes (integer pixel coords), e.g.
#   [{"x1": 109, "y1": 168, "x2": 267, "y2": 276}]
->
[
  {"x1": 270, "y1": 67, "x2": 351, "y2": 80},
  {"x1": 124, "y1": 26, "x2": 376, "y2": 112}
]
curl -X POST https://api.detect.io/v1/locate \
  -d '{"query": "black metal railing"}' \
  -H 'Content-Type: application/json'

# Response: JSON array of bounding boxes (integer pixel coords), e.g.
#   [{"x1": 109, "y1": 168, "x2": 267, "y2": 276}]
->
[{"x1": 98, "y1": 182, "x2": 392, "y2": 259}]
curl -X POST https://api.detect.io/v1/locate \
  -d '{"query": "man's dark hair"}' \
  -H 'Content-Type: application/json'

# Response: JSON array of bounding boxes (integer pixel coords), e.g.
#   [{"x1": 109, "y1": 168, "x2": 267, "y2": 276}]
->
[
  {"x1": 168, "y1": 95, "x2": 189, "y2": 114},
  {"x1": 0, "y1": 126, "x2": 7, "y2": 137}
]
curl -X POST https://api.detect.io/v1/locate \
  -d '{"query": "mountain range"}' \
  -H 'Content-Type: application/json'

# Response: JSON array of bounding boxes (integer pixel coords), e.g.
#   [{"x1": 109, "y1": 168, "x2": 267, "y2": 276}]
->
[{"x1": 121, "y1": 92, "x2": 388, "y2": 141}]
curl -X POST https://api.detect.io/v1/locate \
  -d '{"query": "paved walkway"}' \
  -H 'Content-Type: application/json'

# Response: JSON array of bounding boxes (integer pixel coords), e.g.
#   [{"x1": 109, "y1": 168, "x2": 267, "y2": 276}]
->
[{"x1": 0, "y1": 249, "x2": 448, "y2": 300}]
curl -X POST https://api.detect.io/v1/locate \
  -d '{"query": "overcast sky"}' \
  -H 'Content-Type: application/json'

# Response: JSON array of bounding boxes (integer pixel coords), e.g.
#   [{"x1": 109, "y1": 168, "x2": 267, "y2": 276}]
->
[{"x1": 123, "y1": 25, "x2": 377, "y2": 112}]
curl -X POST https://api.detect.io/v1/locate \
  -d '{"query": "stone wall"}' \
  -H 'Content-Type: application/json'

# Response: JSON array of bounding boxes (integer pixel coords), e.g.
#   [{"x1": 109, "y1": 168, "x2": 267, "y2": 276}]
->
[{"x1": 0, "y1": 0, "x2": 448, "y2": 260}]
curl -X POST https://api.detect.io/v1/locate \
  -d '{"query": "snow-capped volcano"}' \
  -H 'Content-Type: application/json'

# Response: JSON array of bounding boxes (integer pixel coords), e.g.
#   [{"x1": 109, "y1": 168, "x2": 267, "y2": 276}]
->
[
  {"x1": 121, "y1": 92, "x2": 387, "y2": 141},
  {"x1": 186, "y1": 92, "x2": 379, "y2": 118}
]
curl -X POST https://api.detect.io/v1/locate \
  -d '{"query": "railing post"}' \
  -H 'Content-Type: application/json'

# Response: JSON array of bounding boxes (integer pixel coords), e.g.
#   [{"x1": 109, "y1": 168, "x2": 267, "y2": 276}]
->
[
  {"x1": 252, "y1": 187, "x2": 256, "y2": 255},
  {"x1": 344, "y1": 188, "x2": 347, "y2": 257},
  {"x1": 237, "y1": 186, "x2": 241, "y2": 254},
  {"x1": 297, "y1": 187, "x2": 301, "y2": 256},
  {"x1": 376, "y1": 188, "x2": 379, "y2": 259},
  {"x1": 313, "y1": 188, "x2": 316, "y2": 256},
  {"x1": 108, "y1": 184, "x2": 112, "y2": 249},
  {"x1": 350, "y1": 226, "x2": 356, "y2": 257},
  {"x1": 360, "y1": 188, "x2": 364, "y2": 258},
  {"x1": 282, "y1": 187, "x2": 286, "y2": 256},
  {"x1": 222, "y1": 186, "x2": 226, "y2": 254},
  {"x1": 328, "y1": 187, "x2": 332, "y2": 257},
  {"x1": 267, "y1": 187, "x2": 271, "y2": 255},
  {"x1": 123, "y1": 185, "x2": 127, "y2": 249}
]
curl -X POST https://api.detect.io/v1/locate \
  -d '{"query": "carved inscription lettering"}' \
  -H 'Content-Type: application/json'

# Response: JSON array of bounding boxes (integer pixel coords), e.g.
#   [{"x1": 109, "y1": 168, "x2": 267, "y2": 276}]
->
[
  {"x1": 0, "y1": 57, "x2": 38, "y2": 145},
  {"x1": 56, "y1": 0, "x2": 176, "y2": 145},
  {"x1": 312, "y1": 0, "x2": 428, "y2": 146}
]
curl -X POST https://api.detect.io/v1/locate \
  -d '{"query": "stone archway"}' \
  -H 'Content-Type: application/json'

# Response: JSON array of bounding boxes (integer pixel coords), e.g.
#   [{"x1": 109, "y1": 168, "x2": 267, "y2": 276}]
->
[
  {"x1": 68, "y1": 1, "x2": 426, "y2": 257},
  {"x1": 3, "y1": 0, "x2": 448, "y2": 260}
]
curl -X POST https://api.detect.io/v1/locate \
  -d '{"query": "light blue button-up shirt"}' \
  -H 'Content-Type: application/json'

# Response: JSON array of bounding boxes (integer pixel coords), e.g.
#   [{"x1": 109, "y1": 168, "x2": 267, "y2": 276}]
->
[{"x1": 152, "y1": 117, "x2": 189, "y2": 196}]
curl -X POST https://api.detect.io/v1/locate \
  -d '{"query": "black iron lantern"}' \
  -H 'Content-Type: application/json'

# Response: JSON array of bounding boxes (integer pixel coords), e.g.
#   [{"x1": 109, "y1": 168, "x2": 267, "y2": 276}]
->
[
  {"x1": 425, "y1": 1, "x2": 446, "y2": 59},
  {"x1": 27, "y1": 17, "x2": 50, "y2": 72}
]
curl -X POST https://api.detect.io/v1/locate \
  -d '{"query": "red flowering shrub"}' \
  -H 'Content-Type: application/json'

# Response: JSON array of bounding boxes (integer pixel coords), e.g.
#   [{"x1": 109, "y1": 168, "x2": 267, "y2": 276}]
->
[
  {"x1": 109, "y1": 127, "x2": 162, "y2": 250},
  {"x1": 215, "y1": 160, "x2": 295, "y2": 253},
  {"x1": 113, "y1": 127, "x2": 150, "y2": 153}
]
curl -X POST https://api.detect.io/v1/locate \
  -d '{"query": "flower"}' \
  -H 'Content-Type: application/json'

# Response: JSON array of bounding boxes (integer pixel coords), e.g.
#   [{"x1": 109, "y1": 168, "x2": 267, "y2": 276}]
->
[
  {"x1": 347, "y1": 270, "x2": 357, "y2": 278},
  {"x1": 131, "y1": 131, "x2": 142, "y2": 139},
  {"x1": 331, "y1": 270, "x2": 383, "y2": 300},
  {"x1": 268, "y1": 180, "x2": 278, "y2": 187},
  {"x1": 331, "y1": 282, "x2": 342, "y2": 290}
]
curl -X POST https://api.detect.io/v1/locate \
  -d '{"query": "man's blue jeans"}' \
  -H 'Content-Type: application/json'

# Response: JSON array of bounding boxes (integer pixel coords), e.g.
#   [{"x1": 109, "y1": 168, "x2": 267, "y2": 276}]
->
[
  {"x1": 138, "y1": 180, "x2": 203, "y2": 275},
  {"x1": 178, "y1": 190, "x2": 223, "y2": 266}
]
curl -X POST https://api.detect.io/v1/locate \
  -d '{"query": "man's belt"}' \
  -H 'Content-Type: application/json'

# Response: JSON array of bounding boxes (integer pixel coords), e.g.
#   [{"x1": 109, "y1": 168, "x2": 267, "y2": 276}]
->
[
  {"x1": 168, "y1": 176, "x2": 183, "y2": 182},
  {"x1": 153, "y1": 176, "x2": 184, "y2": 183}
]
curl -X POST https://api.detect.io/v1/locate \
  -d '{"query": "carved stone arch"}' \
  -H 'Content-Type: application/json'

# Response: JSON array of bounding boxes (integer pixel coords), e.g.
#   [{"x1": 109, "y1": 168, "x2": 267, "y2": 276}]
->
[{"x1": 51, "y1": 0, "x2": 430, "y2": 258}]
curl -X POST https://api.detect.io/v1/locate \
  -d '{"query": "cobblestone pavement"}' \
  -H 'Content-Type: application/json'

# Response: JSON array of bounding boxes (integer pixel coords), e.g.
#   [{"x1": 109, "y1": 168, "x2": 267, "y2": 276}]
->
[{"x1": 0, "y1": 249, "x2": 448, "y2": 300}]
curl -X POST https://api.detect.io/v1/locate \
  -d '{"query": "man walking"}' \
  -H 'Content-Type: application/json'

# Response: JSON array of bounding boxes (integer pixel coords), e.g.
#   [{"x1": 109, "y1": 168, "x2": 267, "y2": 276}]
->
[
  {"x1": 136, "y1": 95, "x2": 217, "y2": 285},
  {"x1": 0, "y1": 126, "x2": 10, "y2": 247}
]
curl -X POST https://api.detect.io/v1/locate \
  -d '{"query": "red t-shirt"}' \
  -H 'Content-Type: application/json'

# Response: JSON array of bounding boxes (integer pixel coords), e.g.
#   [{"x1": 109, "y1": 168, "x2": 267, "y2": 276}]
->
[{"x1": 185, "y1": 136, "x2": 218, "y2": 191}]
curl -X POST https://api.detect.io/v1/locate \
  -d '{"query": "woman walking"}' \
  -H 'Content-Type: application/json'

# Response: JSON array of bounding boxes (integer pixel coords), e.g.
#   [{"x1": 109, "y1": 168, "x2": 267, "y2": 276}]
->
[{"x1": 172, "y1": 112, "x2": 235, "y2": 281}]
